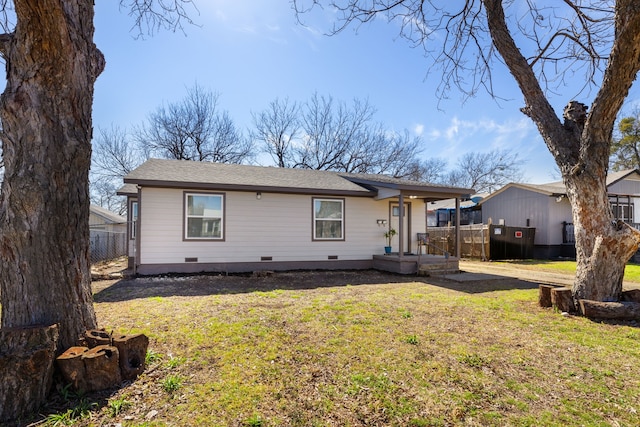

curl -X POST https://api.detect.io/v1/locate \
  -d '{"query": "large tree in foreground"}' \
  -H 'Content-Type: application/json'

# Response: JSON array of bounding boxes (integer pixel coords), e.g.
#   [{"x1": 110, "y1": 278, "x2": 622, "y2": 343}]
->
[
  {"x1": 0, "y1": 0, "x2": 193, "y2": 352},
  {"x1": 296, "y1": 0, "x2": 640, "y2": 305}
]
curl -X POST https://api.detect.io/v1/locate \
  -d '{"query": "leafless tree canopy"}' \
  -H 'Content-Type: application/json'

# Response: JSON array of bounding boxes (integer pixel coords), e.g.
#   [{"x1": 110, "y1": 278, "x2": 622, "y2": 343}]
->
[
  {"x1": 136, "y1": 84, "x2": 253, "y2": 164},
  {"x1": 445, "y1": 149, "x2": 524, "y2": 194},
  {"x1": 251, "y1": 97, "x2": 301, "y2": 168},
  {"x1": 90, "y1": 125, "x2": 145, "y2": 214},
  {"x1": 251, "y1": 93, "x2": 425, "y2": 178}
]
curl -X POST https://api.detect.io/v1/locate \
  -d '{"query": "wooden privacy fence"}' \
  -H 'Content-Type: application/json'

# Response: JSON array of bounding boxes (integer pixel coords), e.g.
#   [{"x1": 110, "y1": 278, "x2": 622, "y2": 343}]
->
[{"x1": 425, "y1": 224, "x2": 489, "y2": 259}]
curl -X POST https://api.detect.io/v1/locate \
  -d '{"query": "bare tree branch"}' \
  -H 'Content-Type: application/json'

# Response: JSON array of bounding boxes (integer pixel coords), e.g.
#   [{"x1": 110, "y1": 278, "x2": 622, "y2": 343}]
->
[
  {"x1": 120, "y1": 0, "x2": 199, "y2": 37},
  {"x1": 136, "y1": 84, "x2": 254, "y2": 164},
  {"x1": 251, "y1": 97, "x2": 301, "y2": 168}
]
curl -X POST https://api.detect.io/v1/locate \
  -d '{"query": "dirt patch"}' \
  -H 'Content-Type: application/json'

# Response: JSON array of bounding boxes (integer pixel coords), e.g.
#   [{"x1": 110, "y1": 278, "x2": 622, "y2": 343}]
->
[{"x1": 91, "y1": 260, "x2": 543, "y2": 303}]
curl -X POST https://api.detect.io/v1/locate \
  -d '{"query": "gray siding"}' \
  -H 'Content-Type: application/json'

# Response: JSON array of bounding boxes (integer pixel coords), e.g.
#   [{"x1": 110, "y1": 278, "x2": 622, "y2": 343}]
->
[
  {"x1": 608, "y1": 173, "x2": 640, "y2": 195},
  {"x1": 481, "y1": 187, "x2": 572, "y2": 246}
]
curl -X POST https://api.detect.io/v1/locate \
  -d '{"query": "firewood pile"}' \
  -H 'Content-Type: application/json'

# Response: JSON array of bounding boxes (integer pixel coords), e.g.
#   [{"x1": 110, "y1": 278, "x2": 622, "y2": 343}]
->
[
  {"x1": 539, "y1": 285, "x2": 640, "y2": 320},
  {"x1": 56, "y1": 329, "x2": 149, "y2": 393}
]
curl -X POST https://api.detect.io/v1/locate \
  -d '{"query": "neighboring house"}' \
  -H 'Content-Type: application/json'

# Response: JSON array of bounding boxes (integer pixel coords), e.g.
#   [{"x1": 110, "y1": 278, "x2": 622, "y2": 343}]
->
[
  {"x1": 118, "y1": 158, "x2": 473, "y2": 275},
  {"x1": 479, "y1": 169, "x2": 640, "y2": 259},
  {"x1": 90, "y1": 204, "x2": 127, "y2": 233},
  {"x1": 426, "y1": 194, "x2": 487, "y2": 227},
  {"x1": 89, "y1": 204, "x2": 127, "y2": 263}
]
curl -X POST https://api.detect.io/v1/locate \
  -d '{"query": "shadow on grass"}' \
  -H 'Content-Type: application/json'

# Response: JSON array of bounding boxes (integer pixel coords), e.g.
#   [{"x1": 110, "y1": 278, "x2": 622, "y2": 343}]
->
[
  {"x1": 93, "y1": 269, "x2": 540, "y2": 303},
  {"x1": 421, "y1": 272, "x2": 541, "y2": 294}
]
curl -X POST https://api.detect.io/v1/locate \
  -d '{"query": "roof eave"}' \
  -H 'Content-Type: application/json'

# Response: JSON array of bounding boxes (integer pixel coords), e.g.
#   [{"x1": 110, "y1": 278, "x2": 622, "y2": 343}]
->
[{"x1": 124, "y1": 178, "x2": 374, "y2": 197}]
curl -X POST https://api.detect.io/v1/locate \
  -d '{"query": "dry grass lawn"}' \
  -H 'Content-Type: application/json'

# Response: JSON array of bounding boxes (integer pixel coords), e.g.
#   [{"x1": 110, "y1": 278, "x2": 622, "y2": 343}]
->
[{"x1": 24, "y1": 266, "x2": 640, "y2": 426}]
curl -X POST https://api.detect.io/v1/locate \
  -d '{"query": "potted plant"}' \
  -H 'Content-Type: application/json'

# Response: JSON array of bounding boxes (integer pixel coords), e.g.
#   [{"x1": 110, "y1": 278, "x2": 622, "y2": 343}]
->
[{"x1": 384, "y1": 228, "x2": 397, "y2": 254}]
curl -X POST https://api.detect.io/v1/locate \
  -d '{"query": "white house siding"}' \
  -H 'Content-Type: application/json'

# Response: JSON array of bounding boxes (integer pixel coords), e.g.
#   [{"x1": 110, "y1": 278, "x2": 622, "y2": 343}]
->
[
  {"x1": 481, "y1": 187, "x2": 572, "y2": 246},
  {"x1": 138, "y1": 187, "x2": 416, "y2": 267}
]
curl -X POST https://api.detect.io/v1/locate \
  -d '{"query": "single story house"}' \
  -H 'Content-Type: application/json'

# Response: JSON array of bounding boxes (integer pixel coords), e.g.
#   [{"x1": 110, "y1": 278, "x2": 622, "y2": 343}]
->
[
  {"x1": 479, "y1": 169, "x2": 640, "y2": 259},
  {"x1": 118, "y1": 158, "x2": 473, "y2": 275}
]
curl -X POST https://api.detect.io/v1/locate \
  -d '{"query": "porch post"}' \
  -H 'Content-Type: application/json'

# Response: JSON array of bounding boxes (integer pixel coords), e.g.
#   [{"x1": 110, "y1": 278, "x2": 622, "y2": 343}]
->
[
  {"x1": 455, "y1": 197, "x2": 461, "y2": 258},
  {"x1": 398, "y1": 194, "x2": 405, "y2": 260}
]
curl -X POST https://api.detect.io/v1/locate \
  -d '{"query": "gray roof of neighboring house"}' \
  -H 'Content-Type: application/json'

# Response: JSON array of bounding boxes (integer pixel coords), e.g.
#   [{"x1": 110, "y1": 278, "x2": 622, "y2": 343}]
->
[
  {"x1": 120, "y1": 158, "x2": 474, "y2": 200},
  {"x1": 479, "y1": 169, "x2": 640, "y2": 204},
  {"x1": 90, "y1": 204, "x2": 126, "y2": 223}
]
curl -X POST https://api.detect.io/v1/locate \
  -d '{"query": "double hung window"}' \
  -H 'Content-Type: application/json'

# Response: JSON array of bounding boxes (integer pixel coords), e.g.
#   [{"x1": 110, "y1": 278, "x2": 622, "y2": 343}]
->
[
  {"x1": 185, "y1": 192, "x2": 225, "y2": 240},
  {"x1": 313, "y1": 198, "x2": 344, "y2": 240}
]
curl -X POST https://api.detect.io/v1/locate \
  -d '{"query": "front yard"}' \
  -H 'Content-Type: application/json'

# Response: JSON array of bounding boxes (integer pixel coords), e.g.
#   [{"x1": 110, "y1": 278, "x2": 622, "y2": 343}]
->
[{"x1": 30, "y1": 267, "x2": 640, "y2": 426}]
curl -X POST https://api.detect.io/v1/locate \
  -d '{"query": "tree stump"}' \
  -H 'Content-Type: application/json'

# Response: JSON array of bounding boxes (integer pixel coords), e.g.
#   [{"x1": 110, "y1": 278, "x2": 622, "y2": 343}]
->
[
  {"x1": 551, "y1": 287, "x2": 575, "y2": 313},
  {"x1": 538, "y1": 284, "x2": 556, "y2": 307},
  {"x1": 84, "y1": 328, "x2": 112, "y2": 347},
  {"x1": 56, "y1": 346, "x2": 90, "y2": 391},
  {"x1": 0, "y1": 324, "x2": 59, "y2": 423},
  {"x1": 579, "y1": 299, "x2": 640, "y2": 320},
  {"x1": 82, "y1": 345, "x2": 122, "y2": 391},
  {"x1": 56, "y1": 345, "x2": 122, "y2": 393},
  {"x1": 113, "y1": 333, "x2": 149, "y2": 380}
]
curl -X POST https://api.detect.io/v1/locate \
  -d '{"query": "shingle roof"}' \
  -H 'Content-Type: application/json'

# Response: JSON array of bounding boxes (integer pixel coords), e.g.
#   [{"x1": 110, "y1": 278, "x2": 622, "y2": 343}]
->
[
  {"x1": 124, "y1": 159, "x2": 371, "y2": 195},
  {"x1": 123, "y1": 158, "x2": 474, "y2": 199},
  {"x1": 90, "y1": 204, "x2": 126, "y2": 223},
  {"x1": 478, "y1": 169, "x2": 640, "y2": 204}
]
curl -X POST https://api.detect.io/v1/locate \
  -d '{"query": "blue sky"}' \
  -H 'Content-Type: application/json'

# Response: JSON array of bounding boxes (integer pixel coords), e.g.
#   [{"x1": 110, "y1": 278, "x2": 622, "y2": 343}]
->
[{"x1": 93, "y1": 1, "x2": 640, "y2": 184}]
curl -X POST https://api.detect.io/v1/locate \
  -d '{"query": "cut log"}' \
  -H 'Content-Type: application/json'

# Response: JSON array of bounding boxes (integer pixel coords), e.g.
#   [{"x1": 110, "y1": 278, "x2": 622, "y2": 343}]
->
[
  {"x1": 579, "y1": 299, "x2": 640, "y2": 320},
  {"x1": 621, "y1": 289, "x2": 640, "y2": 304},
  {"x1": 56, "y1": 346, "x2": 90, "y2": 391},
  {"x1": 113, "y1": 333, "x2": 149, "y2": 380},
  {"x1": 80, "y1": 345, "x2": 122, "y2": 392},
  {"x1": 551, "y1": 287, "x2": 575, "y2": 313},
  {"x1": 56, "y1": 344, "x2": 122, "y2": 393},
  {"x1": 538, "y1": 284, "x2": 555, "y2": 307},
  {"x1": 85, "y1": 329, "x2": 111, "y2": 348},
  {"x1": 0, "y1": 324, "x2": 59, "y2": 423}
]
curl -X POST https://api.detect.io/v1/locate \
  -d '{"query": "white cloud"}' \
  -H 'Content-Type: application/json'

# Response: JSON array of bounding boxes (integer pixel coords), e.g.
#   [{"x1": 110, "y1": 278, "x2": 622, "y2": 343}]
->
[{"x1": 425, "y1": 115, "x2": 539, "y2": 162}]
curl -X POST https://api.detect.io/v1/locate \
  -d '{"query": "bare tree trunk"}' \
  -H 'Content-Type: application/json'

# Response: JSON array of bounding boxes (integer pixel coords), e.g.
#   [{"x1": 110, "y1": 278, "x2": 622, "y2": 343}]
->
[
  {"x1": 0, "y1": 0, "x2": 103, "y2": 349},
  {"x1": 566, "y1": 171, "x2": 640, "y2": 302},
  {"x1": 484, "y1": 0, "x2": 640, "y2": 308}
]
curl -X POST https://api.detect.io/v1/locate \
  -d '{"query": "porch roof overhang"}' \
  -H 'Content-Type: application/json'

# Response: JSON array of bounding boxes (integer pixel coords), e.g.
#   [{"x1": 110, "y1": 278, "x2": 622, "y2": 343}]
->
[{"x1": 342, "y1": 176, "x2": 474, "y2": 201}]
